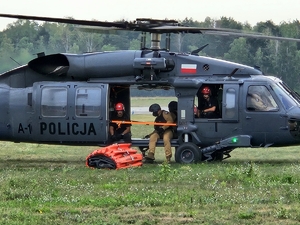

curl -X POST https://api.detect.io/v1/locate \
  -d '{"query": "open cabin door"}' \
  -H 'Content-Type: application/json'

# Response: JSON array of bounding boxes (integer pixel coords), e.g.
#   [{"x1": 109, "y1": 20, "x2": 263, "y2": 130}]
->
[
  {"x1": 193, "y1": 83, "x2": 240, "y2": 145},
  {"x1": 32, "y1": 82, "x2": 109, "y2": 144}
]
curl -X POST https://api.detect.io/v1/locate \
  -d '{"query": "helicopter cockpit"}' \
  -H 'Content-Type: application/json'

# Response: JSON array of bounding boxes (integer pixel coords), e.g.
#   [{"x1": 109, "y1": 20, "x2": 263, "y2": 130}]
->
[
  {"x1": 271, "y1": 79, "x2": 300, "y2": 137},
  {"x1": 272, "y1": 81, "x2": 300, "y2": 110},
  {"x1": 246, "y1": 85, "x2": 279, "y2": 111}
]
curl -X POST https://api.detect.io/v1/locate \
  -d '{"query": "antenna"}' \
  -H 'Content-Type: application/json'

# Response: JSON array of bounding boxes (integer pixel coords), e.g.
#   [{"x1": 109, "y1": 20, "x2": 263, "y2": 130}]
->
[{"x1": 9, "y1": 57, "x2": 21, "y2": 66}]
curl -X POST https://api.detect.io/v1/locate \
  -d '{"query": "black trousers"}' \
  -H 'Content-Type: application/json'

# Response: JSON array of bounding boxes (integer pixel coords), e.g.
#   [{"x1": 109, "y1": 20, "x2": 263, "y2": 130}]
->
[{"x1": 108, "y1": 132, "x2": 132, "y2": 144}]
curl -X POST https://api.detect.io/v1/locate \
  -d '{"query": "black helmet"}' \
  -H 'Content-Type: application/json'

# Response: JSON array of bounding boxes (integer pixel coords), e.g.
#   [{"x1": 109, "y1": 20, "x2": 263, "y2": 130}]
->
[
  {"x1": 149, "y1": 103, "x2": 161, "y2": 113},
  {"x1": 168, "y1": 101, "x2": 177, "y2": 112}
]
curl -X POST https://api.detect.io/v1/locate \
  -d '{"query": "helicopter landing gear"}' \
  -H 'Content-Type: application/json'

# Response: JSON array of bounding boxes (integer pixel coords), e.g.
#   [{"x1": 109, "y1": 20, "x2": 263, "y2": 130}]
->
[
  {"x1": 138, "y1": 146, "x2": 149, "y2": 157},
  {"x1": 213, "y1": 151, "x2": 224, "y2": 161},
  {"x1": 204, "y1": 148, "x2": 233, "y2": 161},
  {"x1": 175, "y1": 142, "x2": 201, "y2": 163},
  {"x1": 203, "y1": 151, "x2": 224, "y2": 162}
]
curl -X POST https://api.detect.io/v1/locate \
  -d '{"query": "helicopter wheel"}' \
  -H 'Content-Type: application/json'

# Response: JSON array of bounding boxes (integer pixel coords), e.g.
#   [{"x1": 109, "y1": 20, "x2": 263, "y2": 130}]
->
[{"x1": 175, "y1": 142, "x2": 201, "y2": 163}]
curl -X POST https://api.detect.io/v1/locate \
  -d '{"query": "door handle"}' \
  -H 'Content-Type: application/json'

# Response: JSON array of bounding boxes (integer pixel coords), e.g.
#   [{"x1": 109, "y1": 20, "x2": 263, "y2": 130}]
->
[{"x1": 280, "y1": 126, "x2": 288, "y2": 130}]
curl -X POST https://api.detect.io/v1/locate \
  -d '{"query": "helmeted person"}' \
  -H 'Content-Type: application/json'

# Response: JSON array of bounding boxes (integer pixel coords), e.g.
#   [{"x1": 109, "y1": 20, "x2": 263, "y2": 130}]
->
[
  {"x1": 109, "y1": 103, "x2": 132, "y2": 143},
  {"x1": 197, "y1": 86, "x2": 219, "y2": 118},
  {"x1": 144, "y1": 103, "x2": 174, "y2": 163}
]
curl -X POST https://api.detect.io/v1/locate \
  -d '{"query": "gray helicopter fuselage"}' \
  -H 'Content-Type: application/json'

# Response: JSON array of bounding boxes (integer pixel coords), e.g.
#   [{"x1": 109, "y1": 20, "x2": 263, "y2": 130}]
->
[
  {"x1": 0, "y1": 51, "x2": 300, "y2": 152},
  {"x1": 1, "y1": 13, "x2": 300, "y2": 163}
]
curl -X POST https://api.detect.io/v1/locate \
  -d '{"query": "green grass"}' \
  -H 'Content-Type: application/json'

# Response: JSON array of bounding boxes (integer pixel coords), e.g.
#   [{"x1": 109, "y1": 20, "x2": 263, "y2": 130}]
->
[
  {"x1": 0, "y1": 143, "x2": 300, "y2": 224},
  {"x1": 1, "y1": 111, "x2": 300, "y2": 224},
  {"x1": 1, "y1": 143, "x2": 300, "y2": 224}
]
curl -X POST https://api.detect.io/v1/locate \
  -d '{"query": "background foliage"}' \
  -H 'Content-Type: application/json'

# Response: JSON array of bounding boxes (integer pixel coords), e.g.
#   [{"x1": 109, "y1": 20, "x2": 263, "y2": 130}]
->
[{"x1": 1, "y1": 17, "x2": 300, "y2": 92}]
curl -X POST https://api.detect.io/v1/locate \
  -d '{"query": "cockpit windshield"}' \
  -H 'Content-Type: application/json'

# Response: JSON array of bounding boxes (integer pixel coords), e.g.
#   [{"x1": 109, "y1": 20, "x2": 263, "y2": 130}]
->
[{"x1": 271, "y1": 81, "x2": 300, "y2": 110}]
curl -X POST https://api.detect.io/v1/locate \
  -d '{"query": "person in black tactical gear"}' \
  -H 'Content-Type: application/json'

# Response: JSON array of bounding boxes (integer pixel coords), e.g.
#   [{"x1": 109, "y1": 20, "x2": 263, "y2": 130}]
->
[
  {"x1": 109, "y1": 103, "x2": 131, "y2": 143},
  {"x1": 168, "y1": 101, "x2": 178, "y2": 121},
  {"x1": 144, "y1": 103, "x2": 174, "y2": 163},
  {"x1": 168, "y1": 101, "x2": 178, "y2": 138}
]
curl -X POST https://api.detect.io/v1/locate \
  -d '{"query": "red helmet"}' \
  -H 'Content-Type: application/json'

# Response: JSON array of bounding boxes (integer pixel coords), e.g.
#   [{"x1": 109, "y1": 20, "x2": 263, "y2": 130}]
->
[
  {"x1": 201, "y1": 86, "x2": 211, "y2": 95},
  {"x1": 115, "y1": 103, "x2": 125, "y2": 111}
]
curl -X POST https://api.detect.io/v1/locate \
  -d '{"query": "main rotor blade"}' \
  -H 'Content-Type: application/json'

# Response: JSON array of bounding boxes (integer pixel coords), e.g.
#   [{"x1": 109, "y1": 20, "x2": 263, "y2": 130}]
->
[
  {"x1": 1, "y1": 13, "x2": 300, "y2": 42},
  {"x1": 146, "y1": 25, "x2": 202, "y2": 33},
  {"x1": 0, "y1": 13, "x2": 127, "y2": 28},
  {"x1": 77, "y1": 25, "x2": 205, "y2": 33},
  {"x1": 204, "y1": 30, "x2": 300, "y2": 42},
  {"x1": 0, "y1": 13, "x2": 243, "y2": 34},
  {"x1": 0, "y1": 13, "x2": 203, "y2": 33}
]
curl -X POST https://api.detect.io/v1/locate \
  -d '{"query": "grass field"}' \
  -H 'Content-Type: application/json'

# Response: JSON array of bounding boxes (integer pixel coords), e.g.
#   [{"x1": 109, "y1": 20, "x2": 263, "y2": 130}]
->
[
  {"x1": 1, "y1": 98, "x2": 300, "y2": 224},
  {"x1": 1, "y1": 142, "x2": 300, "y2": 225}
]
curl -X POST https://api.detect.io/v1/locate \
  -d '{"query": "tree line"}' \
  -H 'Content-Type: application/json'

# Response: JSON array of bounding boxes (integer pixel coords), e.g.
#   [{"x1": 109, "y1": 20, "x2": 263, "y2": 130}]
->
[{"x1": 0, "y1": 16, "x2": 300, "y2": 91}]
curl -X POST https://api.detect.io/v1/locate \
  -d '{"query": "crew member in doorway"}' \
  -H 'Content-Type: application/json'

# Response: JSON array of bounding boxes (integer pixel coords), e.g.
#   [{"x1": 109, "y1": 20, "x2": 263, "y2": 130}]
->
[
  {"x1": 144, "y1": 103, "x2": 174, "y2": 163},
  {"x1": 168, "y1": 101, "x2": 178, "y2": 122},
  {"x1": 109, "y1": 103, "x2": 132, "y2": 143},
  {"x1": 197, "y1": 86, "x2": 219, "y2": 118},
  {"x1": 168, "y1": 101, "x2": 178, "y2": 138}
]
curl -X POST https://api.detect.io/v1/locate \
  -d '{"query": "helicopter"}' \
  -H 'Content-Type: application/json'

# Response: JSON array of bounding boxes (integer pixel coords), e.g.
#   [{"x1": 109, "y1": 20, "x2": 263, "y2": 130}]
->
[{"x1": 0, "y1": 13, "x2": 300, "y2": 164}]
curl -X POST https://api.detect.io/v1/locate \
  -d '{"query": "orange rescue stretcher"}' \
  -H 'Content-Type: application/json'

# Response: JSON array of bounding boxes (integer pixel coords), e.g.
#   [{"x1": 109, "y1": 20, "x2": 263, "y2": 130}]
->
[
  {"x1": 86, "y1": 143, "x2": 143, "y2": 170},
  {"x1": 86, "y1": 120, "x2": 177, "y2": 169}
]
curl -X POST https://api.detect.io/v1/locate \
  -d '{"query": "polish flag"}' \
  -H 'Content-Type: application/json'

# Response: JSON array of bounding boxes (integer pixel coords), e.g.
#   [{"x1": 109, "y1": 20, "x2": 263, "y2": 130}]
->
[{"x1": 181, "y1": 64, "x2": 197, "y2": 74}]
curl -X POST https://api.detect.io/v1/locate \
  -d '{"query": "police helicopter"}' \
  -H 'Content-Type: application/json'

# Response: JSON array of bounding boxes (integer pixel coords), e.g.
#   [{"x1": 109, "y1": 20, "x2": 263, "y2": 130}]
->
[{"x1": 0, "y1": 13, "x2": 300, "y2": 164}]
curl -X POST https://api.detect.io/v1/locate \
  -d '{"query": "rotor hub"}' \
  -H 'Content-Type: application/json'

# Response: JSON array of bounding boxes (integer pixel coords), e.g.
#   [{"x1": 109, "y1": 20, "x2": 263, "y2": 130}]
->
[{"x1": 150, "y1": 33, "x2": 161, "y2": 50}]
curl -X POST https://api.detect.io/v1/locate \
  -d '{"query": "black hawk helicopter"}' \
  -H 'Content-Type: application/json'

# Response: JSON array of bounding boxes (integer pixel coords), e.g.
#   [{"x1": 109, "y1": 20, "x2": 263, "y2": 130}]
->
[{"x1": 0, "y1": 13, "x2": 300, "y2": 163}]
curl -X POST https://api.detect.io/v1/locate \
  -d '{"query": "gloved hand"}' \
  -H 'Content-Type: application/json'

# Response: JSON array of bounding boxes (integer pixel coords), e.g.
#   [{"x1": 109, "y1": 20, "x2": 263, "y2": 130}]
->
[
  {"x1": 116, "y1": 134, "x2": 123, "y2": 140},
  {"x1": 144, "y1": 134, "x2": 150, "y2": 139},
  {"x1": 157, "y1": 127, "x2": 164, "y2": 134},
  {"x1": 200, "y1": 110, "x2": 207, "y2": 116}
]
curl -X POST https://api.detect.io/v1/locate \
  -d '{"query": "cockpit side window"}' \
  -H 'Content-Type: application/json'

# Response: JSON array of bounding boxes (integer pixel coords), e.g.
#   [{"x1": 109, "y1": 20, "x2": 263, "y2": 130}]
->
[{"x1": 247, "y1": 85, "x2": 278, "y2": 111}]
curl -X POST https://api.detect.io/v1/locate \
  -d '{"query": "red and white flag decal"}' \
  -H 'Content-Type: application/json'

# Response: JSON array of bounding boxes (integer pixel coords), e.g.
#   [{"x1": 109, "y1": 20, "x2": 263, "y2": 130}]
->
[{"x1": 181, "y1": 64, "x2": 197, "y2": 74}]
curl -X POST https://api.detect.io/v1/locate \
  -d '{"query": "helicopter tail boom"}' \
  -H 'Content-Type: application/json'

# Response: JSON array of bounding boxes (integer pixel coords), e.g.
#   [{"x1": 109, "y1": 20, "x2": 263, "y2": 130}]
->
[{"x1": 28, "y1": 51, "x2": 141, "y2": 78}]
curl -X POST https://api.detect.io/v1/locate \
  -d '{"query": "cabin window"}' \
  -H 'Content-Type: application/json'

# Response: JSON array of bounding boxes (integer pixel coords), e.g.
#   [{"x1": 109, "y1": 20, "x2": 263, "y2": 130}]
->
[
  {"x1": 195, "y1": 84, "x2": 223, "y2": 118},
  {"x1": 224, "y1": 88, "x2": 236, "y2": 118},
  {"x1": 75, "y1": 88, "x2": 101, "y2": 117},
  {"x1": 41, "y1": 87, "x2": 67, "y2": 117},
  {"x1": 246, "y1": 85, "x2": 278, "y2": 111}
]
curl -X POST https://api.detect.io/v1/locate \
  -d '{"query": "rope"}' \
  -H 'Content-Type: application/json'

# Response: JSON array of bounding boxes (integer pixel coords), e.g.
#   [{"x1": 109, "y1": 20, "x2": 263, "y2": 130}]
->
[{"x1": 111, "y1": 120, "x2": 177, "y2": 126}]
